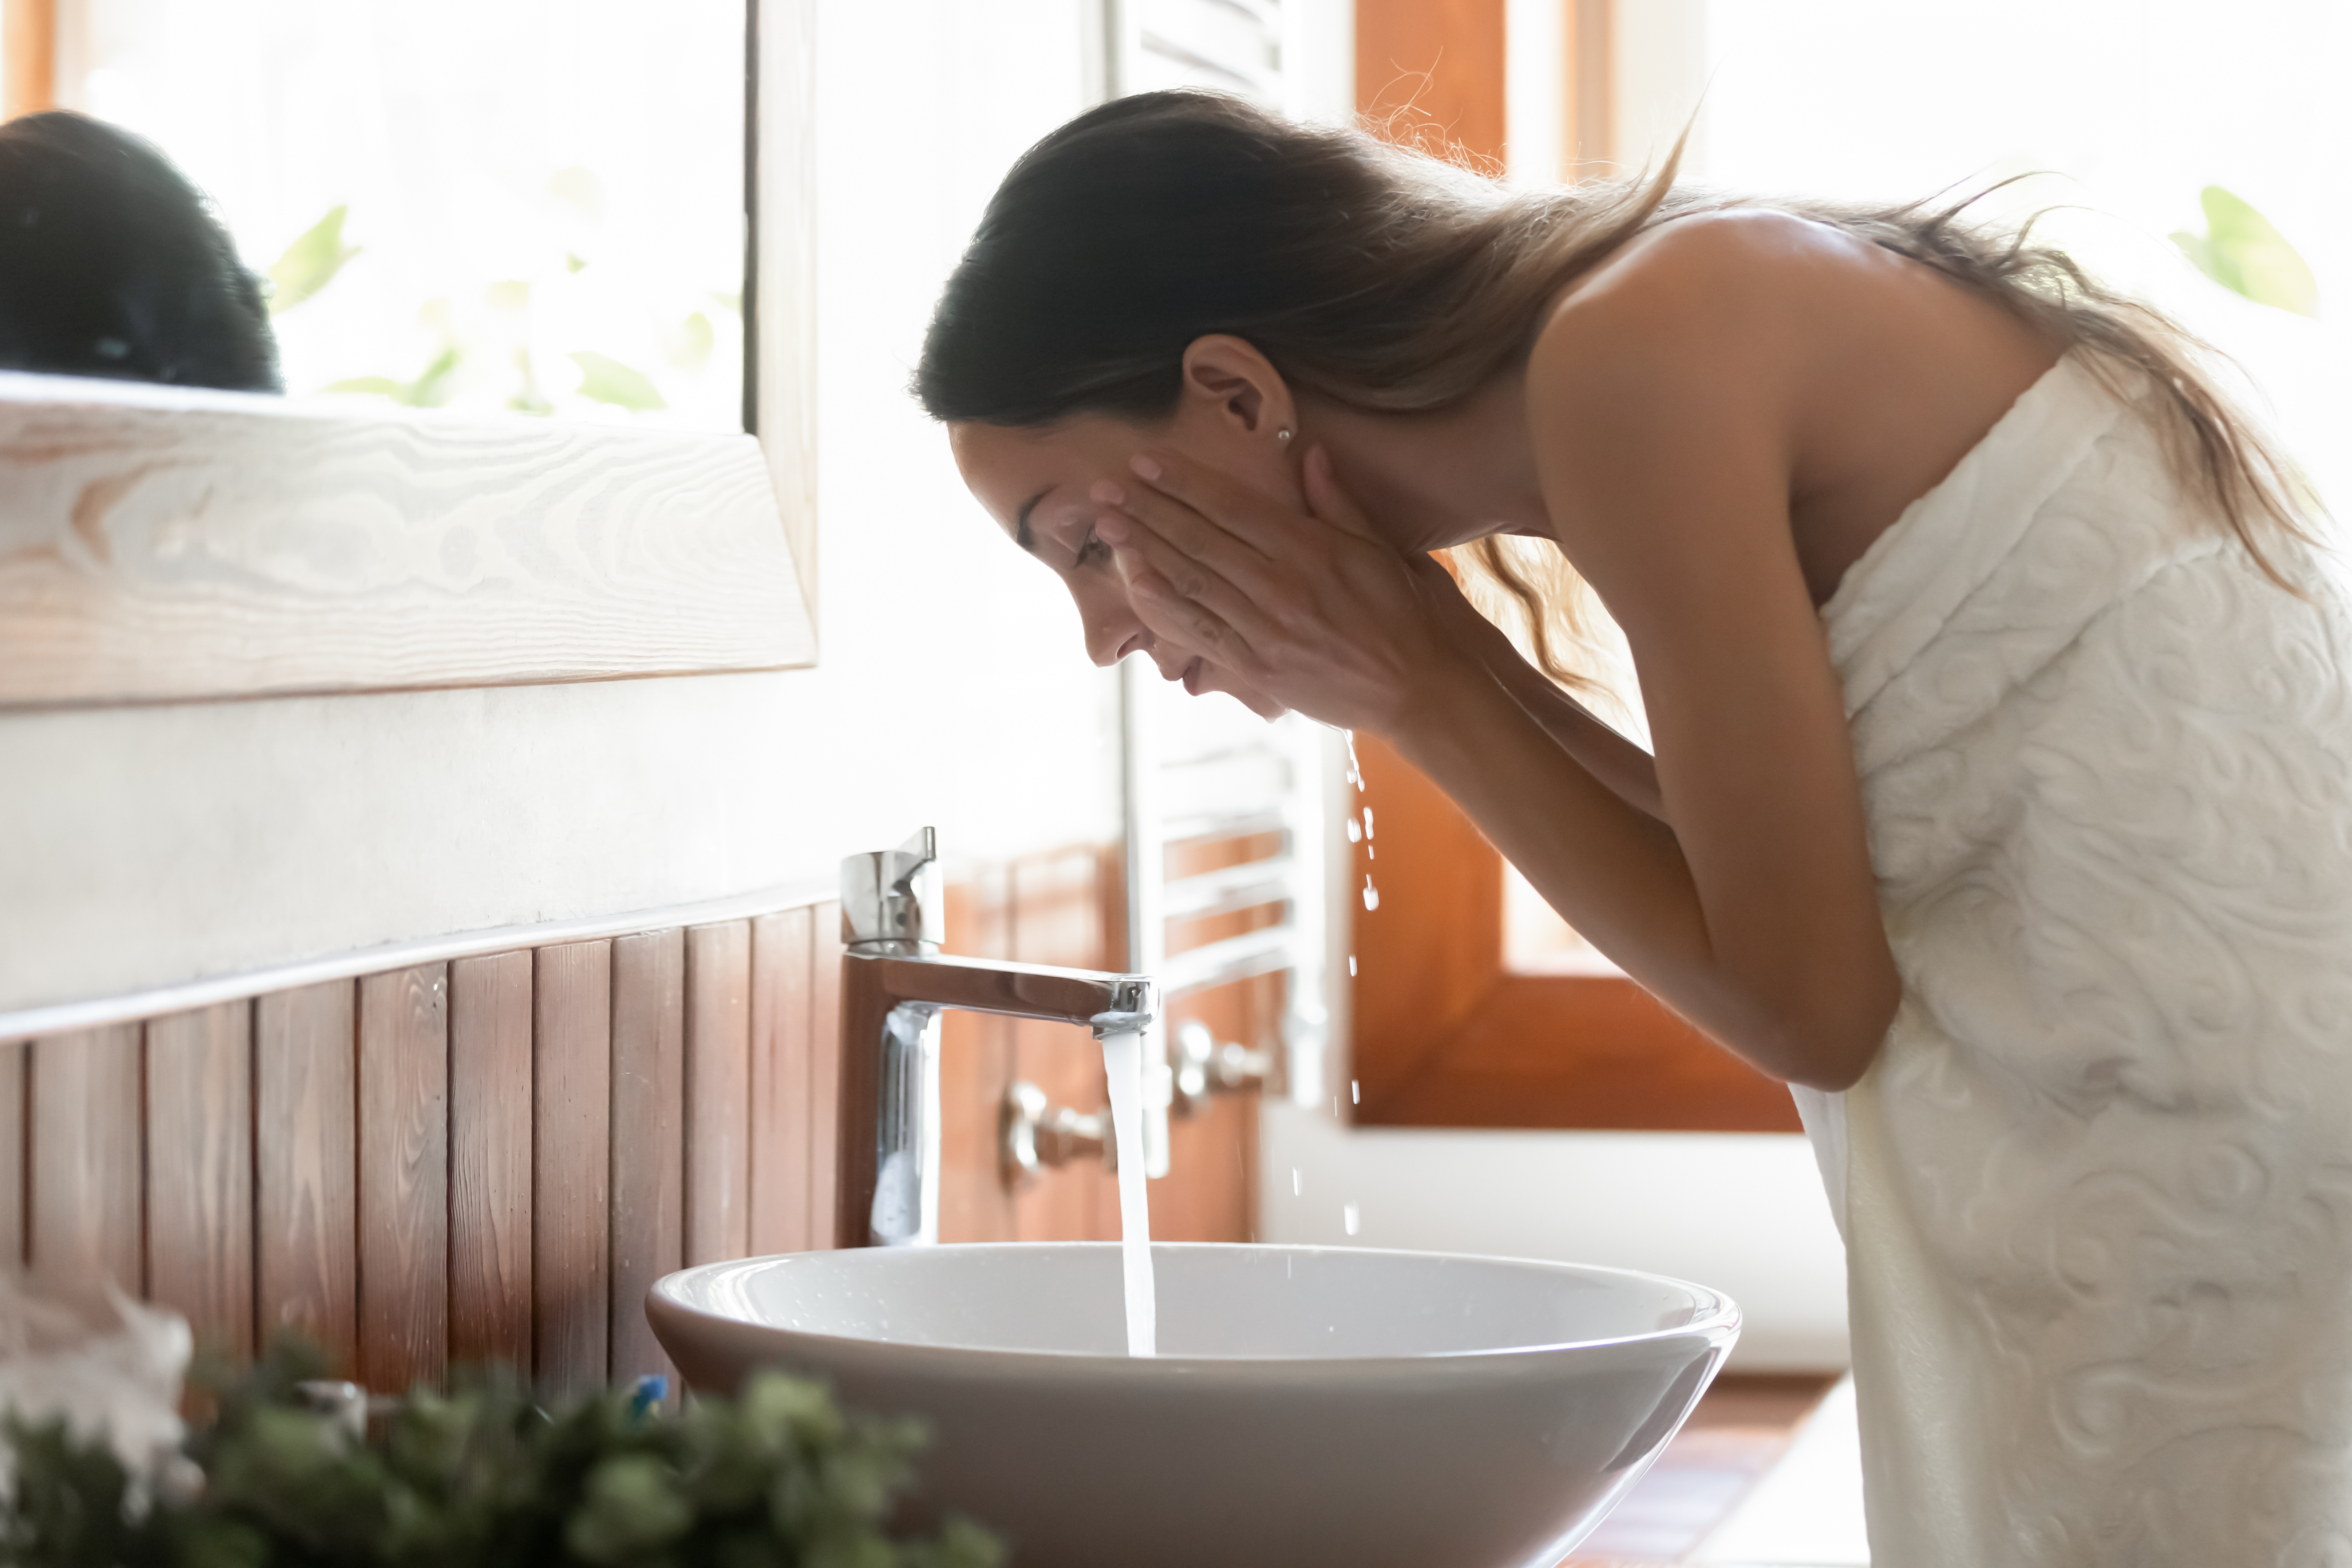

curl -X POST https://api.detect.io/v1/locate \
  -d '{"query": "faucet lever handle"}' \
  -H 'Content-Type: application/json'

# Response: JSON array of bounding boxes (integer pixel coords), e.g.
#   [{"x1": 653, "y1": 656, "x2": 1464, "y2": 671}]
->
[{"x1": 841, "y1": 826, "x2": 945, "y2": 951}]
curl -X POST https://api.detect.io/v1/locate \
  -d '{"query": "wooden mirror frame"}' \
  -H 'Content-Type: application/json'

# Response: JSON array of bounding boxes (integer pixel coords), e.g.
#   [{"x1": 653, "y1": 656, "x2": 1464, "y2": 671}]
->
[{"x1": 0, "y1": 0, "x2": 817, "y2": 710}]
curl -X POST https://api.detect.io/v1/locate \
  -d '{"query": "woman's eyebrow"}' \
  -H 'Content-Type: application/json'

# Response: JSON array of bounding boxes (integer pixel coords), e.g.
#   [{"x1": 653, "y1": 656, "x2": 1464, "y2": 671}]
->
[{"x1": 1015, "y1": 487, "x2": 1051, "y2": 552}]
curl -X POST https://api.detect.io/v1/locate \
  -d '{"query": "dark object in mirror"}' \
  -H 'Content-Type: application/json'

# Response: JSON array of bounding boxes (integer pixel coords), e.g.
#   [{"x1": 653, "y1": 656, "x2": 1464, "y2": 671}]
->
[{"x1": 0, "y1": 111, "x2": 280, "y2": 392}]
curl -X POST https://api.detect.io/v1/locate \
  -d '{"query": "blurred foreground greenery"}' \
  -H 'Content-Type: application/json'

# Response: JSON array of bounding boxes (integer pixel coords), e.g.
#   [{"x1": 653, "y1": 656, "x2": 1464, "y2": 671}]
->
[{"x1": 0, "y1": 1341, "x2": 1001, "y2": 1568}]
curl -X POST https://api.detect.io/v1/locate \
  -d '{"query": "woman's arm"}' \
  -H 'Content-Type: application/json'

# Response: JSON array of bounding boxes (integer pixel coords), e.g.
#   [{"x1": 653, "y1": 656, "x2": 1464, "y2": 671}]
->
[
  {"x1": 1094, "y1": 229, "x2": 1899, "y2": 1091},
  {"x1": 1411, "y1": 557, "x2": 1665, "y2": 819}
]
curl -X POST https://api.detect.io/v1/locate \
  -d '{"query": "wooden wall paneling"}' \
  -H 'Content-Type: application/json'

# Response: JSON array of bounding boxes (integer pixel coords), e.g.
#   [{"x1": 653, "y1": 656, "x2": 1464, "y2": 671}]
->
[
  {"x1": 356, "y1": 966, "x2": 448, "y2": 1394},
  {"x1": 28, "y1": 1025, "x2": 142, "y2": 1289},
  {"x1": 255, "y1": 981, "x2": 358, "y2": 1371},
  {"x1": 807, "y1": 904, "x2": 842, "y2": 1248},
  {"x1": 748, "y1": 908, "x2": 814, "y2": 1256},
  {"x1": 937, "y1": 869, "x2": 1016, "y2": 1245},
  {"x1": 609, "y1": 930, "x2": 684, "y2": 1388},
  {"x1": 1009, "y1": 849, "x2": 1117, "y2": 1244},
  {"x1": 684, "y1": 922, "x2": 751, "y2": 1264},
  {"x1": 533, "y1": 940, "x2": 612, "y2": 1396},
  {"x1": 144, "y1": 1002, "x2": 254, "y2": 1360},
  {"x1": 1155, "y1": 971, "x2": 1270, "y2": 1245},
  {"x1": 449, "y1": 952, "x2": 534, "y2": 1375},
  {"x1": 0, "y1": 1040, "x2": 25, "y2": 1268}
]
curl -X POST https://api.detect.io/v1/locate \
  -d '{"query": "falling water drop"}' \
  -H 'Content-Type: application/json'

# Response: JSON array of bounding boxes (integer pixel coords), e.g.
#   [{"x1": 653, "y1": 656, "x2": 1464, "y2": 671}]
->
[
  {"x1": 1344, "y1": 730, "x2": 1365, "y2": 793},
  {"x1": 1351, "y1": 1079, "x2": 1360, "y2": 1105},
  {"x1": 1343, "y1": 1202, "x2": 1361, "y2": 1236},
  {"x1": 1347, "y1": 954, "x2": 1357, "y2": 977},
  {"x1": 1292, "y1": 1166, "x2": 1303, "y2": 1197},
  {"x1": 1346, "y1": 817, "x2": 1361, "y2": 843},
  {"x1": 1362, "y1": 876, "x2": 1380, "y2": 912},
  {"x1": 1362, "y1": 806, "x2": 1375, "y2": 838}
]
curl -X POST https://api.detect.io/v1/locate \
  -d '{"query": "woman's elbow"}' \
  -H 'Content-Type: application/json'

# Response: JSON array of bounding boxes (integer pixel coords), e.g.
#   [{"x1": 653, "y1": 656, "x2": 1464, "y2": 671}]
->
[{"x1": 1753, "y1": 975, "x2": 1897, "y2": 1093}]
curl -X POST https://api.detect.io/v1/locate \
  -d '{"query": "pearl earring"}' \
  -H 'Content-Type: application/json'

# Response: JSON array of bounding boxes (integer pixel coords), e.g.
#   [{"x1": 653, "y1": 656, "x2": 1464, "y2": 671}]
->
[{"x1": 1276, "y1": 428, "x2": 1294, "y2": 445}]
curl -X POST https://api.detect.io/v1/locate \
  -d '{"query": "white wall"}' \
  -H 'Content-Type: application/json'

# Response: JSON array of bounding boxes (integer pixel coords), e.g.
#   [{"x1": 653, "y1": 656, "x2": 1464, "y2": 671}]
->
[
  {"x1": 0, "y1": 0, "x2": 1123, "y2": 1015},
  {"x1": 1260, "y1": 1103, "x2": 1849, "y2": 1371}
]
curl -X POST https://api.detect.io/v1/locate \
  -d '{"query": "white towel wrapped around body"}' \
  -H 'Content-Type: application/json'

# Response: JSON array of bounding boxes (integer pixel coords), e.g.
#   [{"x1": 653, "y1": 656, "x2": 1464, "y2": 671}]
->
[{"x1": 1792, "y1": 352, "x2": 2352, "y2": 1566}]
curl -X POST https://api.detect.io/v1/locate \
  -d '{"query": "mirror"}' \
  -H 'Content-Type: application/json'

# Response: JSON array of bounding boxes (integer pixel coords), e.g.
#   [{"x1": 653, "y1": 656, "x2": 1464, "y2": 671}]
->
[
  {"x1": 0, "y1": 0, "x2": 816, "y2": 711},
  {"x1": 16, "y1": 0, "x2": 748, "y2": 430}
]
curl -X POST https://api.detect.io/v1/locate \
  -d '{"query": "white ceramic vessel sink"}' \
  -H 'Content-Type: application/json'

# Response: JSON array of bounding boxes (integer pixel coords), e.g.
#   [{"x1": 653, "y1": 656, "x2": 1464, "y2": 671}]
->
[{"x1": 650, "y1": 1242, "x2": 1738, "y2": 1568}]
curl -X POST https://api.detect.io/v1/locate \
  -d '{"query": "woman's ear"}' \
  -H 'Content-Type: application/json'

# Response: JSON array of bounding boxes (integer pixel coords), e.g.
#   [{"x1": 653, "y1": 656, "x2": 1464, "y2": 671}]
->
[{"x1": 1179, "y1": 333, "x2": 1296, "y2": 440}]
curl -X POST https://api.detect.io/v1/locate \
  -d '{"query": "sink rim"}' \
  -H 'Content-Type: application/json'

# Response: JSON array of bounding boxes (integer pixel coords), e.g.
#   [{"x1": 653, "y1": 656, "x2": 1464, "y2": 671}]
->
[{"x1": 649, "y1": 1240, "x2": 1743, "y2": 1371}]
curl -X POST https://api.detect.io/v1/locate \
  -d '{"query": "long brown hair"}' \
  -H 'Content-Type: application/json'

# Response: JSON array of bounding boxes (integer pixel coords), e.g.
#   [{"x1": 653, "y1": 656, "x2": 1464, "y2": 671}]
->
[{"x1": 918, "y1": 90, "x2": 2315, "y2": 694}]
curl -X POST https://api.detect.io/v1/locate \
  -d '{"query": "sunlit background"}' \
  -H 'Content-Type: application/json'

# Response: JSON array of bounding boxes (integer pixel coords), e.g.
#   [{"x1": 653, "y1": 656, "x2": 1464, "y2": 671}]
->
[{"x1": 44, "y1": 0, "x2": 747, "y2": 428}]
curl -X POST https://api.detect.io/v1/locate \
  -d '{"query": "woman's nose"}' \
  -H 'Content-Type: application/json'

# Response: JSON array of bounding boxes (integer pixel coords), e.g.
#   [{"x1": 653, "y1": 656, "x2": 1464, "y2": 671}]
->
[{"x1": 1081, "y1": 600, "x2": 1146, "y2": 667}]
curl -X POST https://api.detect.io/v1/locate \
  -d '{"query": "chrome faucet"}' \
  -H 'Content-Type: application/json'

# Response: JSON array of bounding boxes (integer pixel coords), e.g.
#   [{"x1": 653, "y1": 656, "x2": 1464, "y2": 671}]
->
[{"x1": 835, "y1": 829, "x2": 1156, "y2": 1247}]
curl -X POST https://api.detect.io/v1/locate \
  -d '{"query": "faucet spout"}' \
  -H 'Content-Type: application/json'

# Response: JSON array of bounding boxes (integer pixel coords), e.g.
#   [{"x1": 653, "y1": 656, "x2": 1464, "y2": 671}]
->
[{"x1": 835, "y1": 944, "x2": 1154, "y2": 1248}]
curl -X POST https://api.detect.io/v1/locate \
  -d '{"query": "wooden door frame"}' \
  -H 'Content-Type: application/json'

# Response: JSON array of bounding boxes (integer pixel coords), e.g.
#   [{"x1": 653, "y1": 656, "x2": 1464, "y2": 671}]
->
[{"x1": 1348, "y1": 732, "x2": 1800, "y2": 1132}]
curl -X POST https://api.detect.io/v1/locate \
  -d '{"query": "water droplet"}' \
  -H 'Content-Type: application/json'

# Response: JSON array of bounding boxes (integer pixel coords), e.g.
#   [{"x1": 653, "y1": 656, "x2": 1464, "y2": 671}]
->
[
  {"x1": 1346, "y1": 818, "x2": 1361, "y2": 842},
  {"x1": 1351, "y1": 1078, "x2": 1360, "y2": 1104},
  {"x1": 1362, "y1": 806, "x2": 1375, "y2": 838},
  {"x1": 1367, "y1": 845, "x2": 1375, "y2": 861},
  {"x1": 1343, "y1": 1201, "x2": 1360, "y2": 1236},
  {"x1": 1347, "y1": 954, "x2": 1357, "y2": 976},
  {"x1": 1362, "y1": 876, "x2": 1380, "y2": 912},
  {"x1": 1292, "y1": 1167, "x2": 1303, "y2": 1197},
  {"x1": 1344, "y1": 730, "x2": 1365, "y2": 793}
]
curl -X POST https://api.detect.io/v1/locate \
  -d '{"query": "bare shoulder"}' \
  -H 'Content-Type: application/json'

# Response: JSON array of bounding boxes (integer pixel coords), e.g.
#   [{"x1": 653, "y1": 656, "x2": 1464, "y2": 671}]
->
[{"x1": 1525, "y1": 208, "x2": 1852, "y2": 412}]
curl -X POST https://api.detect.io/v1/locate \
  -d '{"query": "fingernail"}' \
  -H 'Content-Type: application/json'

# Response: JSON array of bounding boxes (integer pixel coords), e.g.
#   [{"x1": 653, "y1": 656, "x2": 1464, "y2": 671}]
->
[
  {"x1": 1096, "y1": 513, "x2": 1132, "y2": 544},
  {"x1": 1089, "y1": 479, "x2": 1126, "y2": 506},
  {"x1": 1130, "y1": 454, "x2": 1163, "y2": 482}
]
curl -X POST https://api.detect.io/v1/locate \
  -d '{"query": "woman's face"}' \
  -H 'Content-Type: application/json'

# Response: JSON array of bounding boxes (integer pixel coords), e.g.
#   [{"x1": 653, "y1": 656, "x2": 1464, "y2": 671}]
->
[{"x1": 950, "y1": 398, "x2": 1302, "y2": 718}]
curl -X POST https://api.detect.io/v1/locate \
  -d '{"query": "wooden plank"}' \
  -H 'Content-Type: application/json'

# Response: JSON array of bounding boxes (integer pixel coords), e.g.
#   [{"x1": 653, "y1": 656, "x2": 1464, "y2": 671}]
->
[
  {"x1": 144, "y1": 1002, "x2": 254, "y2": 1360},
  {"x1": 938, "y1": 872, "x2": 1016, "y2": 1244},
  {"x1": 356, "y1": 966, "x2": 448, "y2": 1394},
  {"x1": 807, "y1": 903, "x2": 842, "y2": 1248},
  {"x1": 0, "y1": 379, "x2": 814, "y2": 710},
  {"x1": 255, "y1": 981, "x2": 357, "y2": 1371},
  {"x1": 533, "y1": 939, "x2": 611, "y2": 1396},
  {"x1": 27, "y1": 1025, "x2": 142, "y2": 1288},
  {"x1": 1355, "y1": 0, "x2": 1508, "y2": 158},
  {"x1": 3, "y1": 0, "x2": 57, "y2": 121},
  {"x1": 0, "y1": 1040, "x2": 25, "y2": 1268},
  {"x1": 747, "y1": 908, "x2": 813, "y2": 1255},
  {"x1": 609, "y1": 931, "x2": 683, "y2": 1388},
  {"x1": 449, "y1": 952, "x2": 533, "y2": 1375},
  {"x1": 684, "y1": 922, "x2": 752, "y2": 1264},
  {"x1": 1009, "y1": 850, "x2": 1117, "y2": 1243}
]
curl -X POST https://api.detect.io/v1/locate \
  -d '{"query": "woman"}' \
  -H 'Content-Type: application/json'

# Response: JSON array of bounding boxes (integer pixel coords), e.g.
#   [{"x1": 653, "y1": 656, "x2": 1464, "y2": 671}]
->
[{"x1": 920, "y1": 90, "x2": 2352, "y2": 1564}]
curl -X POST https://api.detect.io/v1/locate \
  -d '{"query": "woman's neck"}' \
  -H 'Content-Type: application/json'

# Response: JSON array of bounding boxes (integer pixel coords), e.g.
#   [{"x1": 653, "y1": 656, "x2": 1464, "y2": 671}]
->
[{"x1": 1296, "y1": 371, "x2": 1551, "y2": 554}]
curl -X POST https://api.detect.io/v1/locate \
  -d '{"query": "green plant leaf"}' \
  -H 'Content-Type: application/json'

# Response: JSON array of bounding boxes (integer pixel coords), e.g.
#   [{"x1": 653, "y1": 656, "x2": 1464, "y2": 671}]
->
[
  {"x1": 570, "y1": 351, "x2": 668, "y2": 411},
  {"x1": 2172, "y1": 185, "x2": 2320, "y2": 317},
  {"x1": 321, "y1": 344, "x2": 462, "y2": 408},
  {"x1": 323, "y1": 375, "x2": 403, "y2": 398},
  {"x1": 665, "y1": 311, "x2": 714, "y2": 374},
  {"x1": 267, "y1": 205, "x2": 361, "y2": 314}
]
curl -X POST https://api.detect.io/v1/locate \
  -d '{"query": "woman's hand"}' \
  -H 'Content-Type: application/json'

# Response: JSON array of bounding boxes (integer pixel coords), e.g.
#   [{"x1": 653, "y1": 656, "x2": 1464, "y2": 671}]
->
[{"x1": 1093, "y1": 445, "x2": 1478, "y2": 734}]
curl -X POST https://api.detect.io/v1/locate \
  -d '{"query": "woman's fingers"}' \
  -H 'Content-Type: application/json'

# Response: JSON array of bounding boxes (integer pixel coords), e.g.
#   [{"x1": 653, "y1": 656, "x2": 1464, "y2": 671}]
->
[
  {"x1": 1093, "y1": 479, "x2": 1282, "y2": 603},
  {"x1": 1125, "y1": 448, "x2": 1309, "y2": 558},
  {"x1": 1117, "y1": 547, "x2": 1266, "y2": 677},
  {"x1": 1101, "y1": 512, "x2": 1284, "y2": 652}
]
